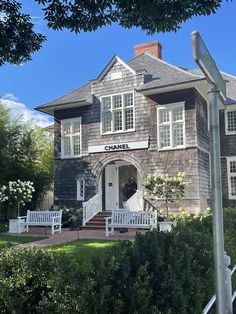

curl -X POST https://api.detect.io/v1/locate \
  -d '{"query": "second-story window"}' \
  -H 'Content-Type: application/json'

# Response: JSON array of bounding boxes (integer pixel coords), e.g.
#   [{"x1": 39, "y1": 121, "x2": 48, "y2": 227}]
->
[
  {"x1": 61, "y1": 118, "x2": 82, "y2": 158},
  {"x1": 225, "y1": 106, "x2": 236, "y2": 135},
  {"x1": 227, "y1": 157, "x2": 236, "y2": 199},
  {"x1": 101, "y1": 92, "x2": 134, "y2": 134},
  {"x1": 157, "y1": 102, "x2": 185, "y2": 150}
]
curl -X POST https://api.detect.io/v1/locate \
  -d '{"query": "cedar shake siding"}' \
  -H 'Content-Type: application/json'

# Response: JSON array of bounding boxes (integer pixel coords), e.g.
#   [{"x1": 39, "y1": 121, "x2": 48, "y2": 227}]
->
[{"x1": 35, "y1": 45, "x2": 236, "y2": 211}]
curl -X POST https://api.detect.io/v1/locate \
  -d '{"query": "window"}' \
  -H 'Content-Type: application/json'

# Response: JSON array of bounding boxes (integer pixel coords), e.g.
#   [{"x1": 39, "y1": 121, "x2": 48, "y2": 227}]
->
[
  {"x1": 227, "y1": 157, "x2": 236, "y2": 199},
  {"x1": 61, "y1": 118, "x2": 82, "y2": 158},
  {"x1": 77, "y1": 178, "x2": 85, "y2": 201},
  {"x1": 225, "y1": 105, "x2": 236, "y2": 135},
  {"x1": 101, "y1": 92, "x2": 134, "y2": 134},
  {"x1": 157, "y1": 102, "x2": 185, "y2": 149}
]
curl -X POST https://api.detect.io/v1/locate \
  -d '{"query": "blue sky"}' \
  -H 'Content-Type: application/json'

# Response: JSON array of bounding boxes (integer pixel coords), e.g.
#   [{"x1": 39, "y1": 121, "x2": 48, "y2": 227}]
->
[{"x1": 0, "y1": 0, "x2": 235, "y2": 126}]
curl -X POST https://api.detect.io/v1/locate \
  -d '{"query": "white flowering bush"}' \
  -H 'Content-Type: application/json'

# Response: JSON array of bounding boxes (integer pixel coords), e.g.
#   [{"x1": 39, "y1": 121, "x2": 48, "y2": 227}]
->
[
  {"x1": 0, "y1": 185, "x2": 8, "y2": 203},
  {"x1": 144, "y1": 172, "x2": 187, "y2": 219},
  {"x1": 1, "y1": 180, "x2": 35, "y2": 217}
]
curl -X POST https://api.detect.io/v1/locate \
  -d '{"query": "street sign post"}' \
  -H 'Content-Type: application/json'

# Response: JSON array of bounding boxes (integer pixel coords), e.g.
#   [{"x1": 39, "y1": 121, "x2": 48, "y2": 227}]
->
[{"x1": 192, "y1": 31, "x2": 229, "y2": 314}]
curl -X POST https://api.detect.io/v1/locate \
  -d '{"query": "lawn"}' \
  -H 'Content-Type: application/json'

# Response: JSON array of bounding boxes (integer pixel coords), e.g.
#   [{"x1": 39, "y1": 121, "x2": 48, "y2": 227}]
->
[
  {"x1": 47, "y1": 239, "x2": 118, "y2": 262},
  {"x1": 0, "y1": 234, "x2": 47, "y2": 246}
]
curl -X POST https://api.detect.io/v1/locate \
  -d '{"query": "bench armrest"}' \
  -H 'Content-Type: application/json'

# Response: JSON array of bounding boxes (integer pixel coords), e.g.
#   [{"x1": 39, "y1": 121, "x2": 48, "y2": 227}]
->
[
  {"x1": 52, "y1": 215, "x2": 62, "y2": 222},
  {"x1": 17, "y1": 215, "x2": 27, "y2": 219},
  {"x1": 105, "y1": 216, "x2": 112, "y2": 222}
]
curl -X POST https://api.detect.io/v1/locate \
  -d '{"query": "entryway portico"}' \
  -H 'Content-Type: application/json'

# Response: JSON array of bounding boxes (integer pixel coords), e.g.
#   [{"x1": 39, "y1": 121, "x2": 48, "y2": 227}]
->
[{"x1": 100, "y1": 160, "x2": 141, "y2": 211}]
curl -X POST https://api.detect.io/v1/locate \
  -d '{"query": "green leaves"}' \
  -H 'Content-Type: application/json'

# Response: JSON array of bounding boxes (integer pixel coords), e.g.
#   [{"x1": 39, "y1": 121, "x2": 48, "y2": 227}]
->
[
  {"x1": 0, "y1": 0, "x2": 46, "y2": 66},
  {"x1": 0, "y1": 0, "x2": 227, "y2": 65},
  {"x1": 144, "y1": 172, "x2": 187, "y2": 217}
]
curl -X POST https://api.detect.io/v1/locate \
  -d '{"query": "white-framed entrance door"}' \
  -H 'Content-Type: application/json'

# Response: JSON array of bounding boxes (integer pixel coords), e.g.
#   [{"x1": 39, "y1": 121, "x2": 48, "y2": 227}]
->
[
  {"x1": 105, "y1": 162, "x2": 140, "y2": 211},
  {"x1": 105, "y1": 164, "x2": 118, "y2": 211}
]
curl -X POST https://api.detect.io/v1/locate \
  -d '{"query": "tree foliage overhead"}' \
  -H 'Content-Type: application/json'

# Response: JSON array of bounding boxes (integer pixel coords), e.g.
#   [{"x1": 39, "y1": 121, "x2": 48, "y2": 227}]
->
[
  {"x1": 0, "y1": 0, "x2": 228, "y2": 66},
  {"x1": 0, "y1": 0, "x2": 46, "y2": 66}
]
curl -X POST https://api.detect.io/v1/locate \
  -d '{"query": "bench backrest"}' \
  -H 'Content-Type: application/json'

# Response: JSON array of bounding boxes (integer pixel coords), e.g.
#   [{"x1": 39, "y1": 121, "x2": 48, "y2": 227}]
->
[
  {"x1": 111, "y1": 210, "x2": 157, "y2": 226},
  {"x1": 26, "y1": 210, "x2": 62, "y2": 223}
]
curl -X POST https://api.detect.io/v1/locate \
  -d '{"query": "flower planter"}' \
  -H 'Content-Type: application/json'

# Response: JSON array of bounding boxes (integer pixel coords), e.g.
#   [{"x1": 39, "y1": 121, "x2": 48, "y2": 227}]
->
[
  {"x1": 8, "y1": 219, "x2": 24, "y2": 234},
  {"x1": 159, "y1": 221, "x2": 177, "y2": 232}
]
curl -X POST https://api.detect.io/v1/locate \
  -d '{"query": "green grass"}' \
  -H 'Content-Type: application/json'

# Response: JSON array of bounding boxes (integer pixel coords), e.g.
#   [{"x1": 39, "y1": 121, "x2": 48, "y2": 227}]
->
[
  {"x1": 47, "y1": 239, "x2": 118, "y2": 262},
  {"x1": 0, "y1": 234, "x2": 46, "y2": 246}
]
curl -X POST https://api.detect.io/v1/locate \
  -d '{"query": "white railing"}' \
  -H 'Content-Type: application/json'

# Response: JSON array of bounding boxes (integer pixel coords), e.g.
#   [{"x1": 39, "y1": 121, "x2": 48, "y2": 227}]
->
[
  {"x1": 203, "y1": 262, "x2": 236, "y2": 314},
  {"x1": 105, "y1": 209, "x2": 157, "y2": 237},
  {"x1": 123, "y1": 190, "x2": 144, "y2": 212},
  {"x1": 82, "y1": 191, "x2": 102, "y2": 226}
]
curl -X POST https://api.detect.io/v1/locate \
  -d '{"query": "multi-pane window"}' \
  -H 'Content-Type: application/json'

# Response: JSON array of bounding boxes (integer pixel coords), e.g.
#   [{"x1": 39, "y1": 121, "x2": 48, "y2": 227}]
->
[
  {"x1": 157, "y1": 102, "x2": 185, "y2": 149},
  {"x1": 227, "y1": 157, "x2": 236, "y2": 199},
  {"x1": 225, "y1": 107, "x2": 236, "y2": 135},
  {"x1": 77, "y1": 178, "x2": 85, "y2": 201},
  {"x1": 101, "y1": 92, "x2": 134, "y2": 134},
  {"x1": 61, "y1": 118, "x2": 82, "y2": 158}
]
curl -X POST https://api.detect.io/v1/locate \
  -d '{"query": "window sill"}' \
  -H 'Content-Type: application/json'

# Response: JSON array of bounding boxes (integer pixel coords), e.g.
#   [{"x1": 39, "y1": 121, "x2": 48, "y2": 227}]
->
[
  {"x1": 225, "y1": 131, "x2": 236, "y2": 136},
  {"x1": 61, "y1": 155, "x2": 82, "y2": 159},
  {"x1": 101, "y1": 130, "x2": 135, "y2": 136},
  {"x1": 158, "y1": 146, "x2": 186, "y2": 152},
  {"x1": 229, "y1": 196, "x2": 236, "y2": 200}
]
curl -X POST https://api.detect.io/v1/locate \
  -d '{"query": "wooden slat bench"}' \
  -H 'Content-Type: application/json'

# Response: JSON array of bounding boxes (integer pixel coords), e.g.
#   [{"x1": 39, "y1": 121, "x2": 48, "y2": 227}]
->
[
  {"x1": 105, "y1": 210, "x2": 157, "y2": 237},
  {"x1": 18, "y1": 210, "x2": 62, "y2": 235}
]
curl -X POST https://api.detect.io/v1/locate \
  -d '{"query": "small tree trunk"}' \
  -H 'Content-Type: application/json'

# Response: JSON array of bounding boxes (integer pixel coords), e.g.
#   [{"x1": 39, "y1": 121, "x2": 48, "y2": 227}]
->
[
  {"x1": 166, "y1": 200, "x2": 169, "y2": 219},
  {"x1": 17, "y1": 203, "x2": 20, "y2": 217}
]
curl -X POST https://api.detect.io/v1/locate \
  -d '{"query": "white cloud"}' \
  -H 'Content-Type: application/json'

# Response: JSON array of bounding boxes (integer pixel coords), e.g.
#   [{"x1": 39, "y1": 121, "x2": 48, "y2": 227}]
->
[{"x1": 1, "y1": 94, "x2": 53, "y2": 127}]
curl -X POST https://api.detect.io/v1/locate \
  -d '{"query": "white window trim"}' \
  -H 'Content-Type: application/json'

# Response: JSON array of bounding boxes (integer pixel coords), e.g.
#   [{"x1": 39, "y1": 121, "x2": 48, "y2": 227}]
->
[
  {"x1": 61, "y1": 117, "x2": 82, "y2": 159},
  {"x1": 100, "y1": 91, "x2": 135, "y2": 135},
  {"x1": 227, "y1": 156, "x2": 236, "y2": 200},
  {"x1": 77, "y1": 178, "x2": 85, "y2": 201},
  {"x1": 157, "y1": 101, "x2": 186, "y2": 150},
  {"x1": 225, "y1": 104, "x2": 236, "y2": 135}
]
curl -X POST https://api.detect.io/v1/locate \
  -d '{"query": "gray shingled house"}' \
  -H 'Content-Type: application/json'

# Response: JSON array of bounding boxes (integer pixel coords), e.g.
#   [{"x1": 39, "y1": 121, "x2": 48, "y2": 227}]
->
[{"x1": 36, "y1": 41, "x2": 236, "y2": 219}]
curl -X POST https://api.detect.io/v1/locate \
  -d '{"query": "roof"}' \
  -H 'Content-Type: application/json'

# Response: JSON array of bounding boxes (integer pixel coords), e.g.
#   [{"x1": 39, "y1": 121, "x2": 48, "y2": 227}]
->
[
  {"x1": 36, "y1": 52, "x2": 236, "y2": 114},
  {"x1": 128, "y1": 53, "x2": 204, "y2": 91},
  {"x1": 36, "y1": 83, "x2": 92, "y2": 112},
  {"x1": 189, "y1": 68, "x2": 236, "y2": 106}
]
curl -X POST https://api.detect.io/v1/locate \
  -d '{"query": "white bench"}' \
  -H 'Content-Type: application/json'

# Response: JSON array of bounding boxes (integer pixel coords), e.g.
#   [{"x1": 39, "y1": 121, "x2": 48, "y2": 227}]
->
[
  {"x1": 18, "y1": 210, "x2": 62, "y2": 235},
  {"x1": 105, "y1": 210, "x2": 157, "y2": 237}
]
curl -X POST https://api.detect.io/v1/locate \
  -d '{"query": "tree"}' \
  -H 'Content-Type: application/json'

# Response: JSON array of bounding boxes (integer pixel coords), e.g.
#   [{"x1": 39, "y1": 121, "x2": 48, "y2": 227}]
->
[
  {"x1": 0, "y1": 103, "x2": 53, "y2": 215},
  {"x1": 0, "y1": 0, "x2": 229, "y2": 66},
  {"x1": 144, "y1": 172, "x2": 187, "y2": 218}
]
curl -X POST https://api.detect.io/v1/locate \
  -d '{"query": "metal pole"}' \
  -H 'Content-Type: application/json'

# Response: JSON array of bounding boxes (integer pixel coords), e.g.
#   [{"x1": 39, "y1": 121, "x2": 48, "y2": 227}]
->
[{"x1": 208, "y1": 83, "x2": 227, "y2": 314}]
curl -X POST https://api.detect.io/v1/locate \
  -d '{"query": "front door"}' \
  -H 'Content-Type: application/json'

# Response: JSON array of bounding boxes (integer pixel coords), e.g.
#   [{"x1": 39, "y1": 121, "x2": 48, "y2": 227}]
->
[
  {"x1": 105, "y1": 165, "x2": 118, "y2": 211},
  {"x1": 105, "y1": 163, "x2": 139, "y2": 211}
]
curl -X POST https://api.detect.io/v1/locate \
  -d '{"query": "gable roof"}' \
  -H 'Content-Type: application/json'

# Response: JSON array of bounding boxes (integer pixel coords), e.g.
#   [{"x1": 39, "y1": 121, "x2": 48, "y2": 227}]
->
[
  {"x1": 35, "y1": 52, "x2": 236, "y2": 114},
  {"x1": 94, "y1": 55, "x2": 136, "y2": 82}
]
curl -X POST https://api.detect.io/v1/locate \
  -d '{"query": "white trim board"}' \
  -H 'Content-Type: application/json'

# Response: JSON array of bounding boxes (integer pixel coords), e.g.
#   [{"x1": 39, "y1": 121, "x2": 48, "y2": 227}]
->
[{"x1": 88, "y1": 140, "x2": 149, "y2": 154}]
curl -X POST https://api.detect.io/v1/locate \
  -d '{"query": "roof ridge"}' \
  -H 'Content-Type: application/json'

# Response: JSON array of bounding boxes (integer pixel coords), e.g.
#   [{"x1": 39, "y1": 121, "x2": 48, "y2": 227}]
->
[
  {"x1": 143, "y1": 52, "x2": 203, "y2": 78},
  {"x1": 221, "y1": 71, "x2": 236, "y2": 80}
]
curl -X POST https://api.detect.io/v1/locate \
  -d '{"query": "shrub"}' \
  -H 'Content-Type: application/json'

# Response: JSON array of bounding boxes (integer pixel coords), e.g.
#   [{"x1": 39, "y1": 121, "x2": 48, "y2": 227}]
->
[
  {"x1": 0, "y1": 249, "x2": 79, "y2": 313},
  {"x1": 62, "y1": 207, "x2": 83, "y2": 229}
]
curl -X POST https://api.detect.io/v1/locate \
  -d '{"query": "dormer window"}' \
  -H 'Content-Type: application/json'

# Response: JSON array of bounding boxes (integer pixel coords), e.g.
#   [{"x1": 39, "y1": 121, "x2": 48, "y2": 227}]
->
[{"x1": 101, "y1": 92, "x2": 134, "y2": 134}]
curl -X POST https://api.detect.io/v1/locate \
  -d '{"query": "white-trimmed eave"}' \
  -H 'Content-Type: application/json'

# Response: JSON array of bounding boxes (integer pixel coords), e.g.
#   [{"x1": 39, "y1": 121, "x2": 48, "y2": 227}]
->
[
  {"x1": 35, "y1": 95, "x2": 93, "y2": 116},
  {"x1": 92, "y1": 55, "x2": 136, "y2": 83},
  {"x1": 138, "y1": 78, "x2": 225, "y2": 110}
]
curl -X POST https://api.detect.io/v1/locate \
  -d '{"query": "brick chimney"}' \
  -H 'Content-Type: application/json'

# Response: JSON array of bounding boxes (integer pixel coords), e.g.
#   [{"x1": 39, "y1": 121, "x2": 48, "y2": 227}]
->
[{"x1": 134, "y1": 41, "x2": 162, "y2": 59}]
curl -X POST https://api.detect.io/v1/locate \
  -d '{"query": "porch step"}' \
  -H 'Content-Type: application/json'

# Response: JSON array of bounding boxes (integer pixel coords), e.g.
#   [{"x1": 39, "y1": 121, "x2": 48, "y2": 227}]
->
[{"x1": 83, "y1": 211, "x2": 112, "y2": 230}]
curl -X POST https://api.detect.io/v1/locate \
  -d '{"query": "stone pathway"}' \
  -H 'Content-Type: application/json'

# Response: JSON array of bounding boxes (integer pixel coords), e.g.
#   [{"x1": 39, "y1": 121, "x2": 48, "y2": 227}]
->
[{"x1": 14, "y1": 227, "x2": 146, "y2": 249}]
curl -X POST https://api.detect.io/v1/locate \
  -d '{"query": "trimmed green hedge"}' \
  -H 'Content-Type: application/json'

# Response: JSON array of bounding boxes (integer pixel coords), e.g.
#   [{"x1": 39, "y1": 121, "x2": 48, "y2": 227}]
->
[{"x1": 0, "y1": 207, "x2": 235, "y2": 313}]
